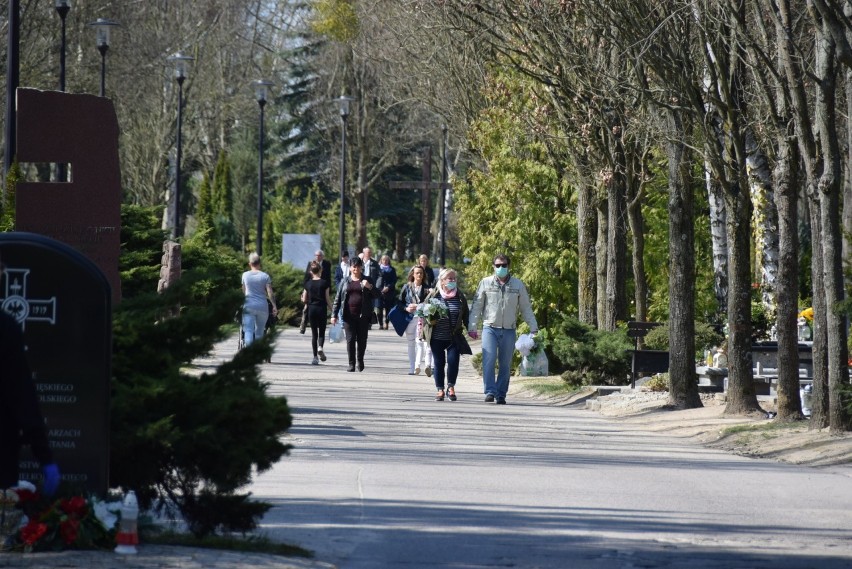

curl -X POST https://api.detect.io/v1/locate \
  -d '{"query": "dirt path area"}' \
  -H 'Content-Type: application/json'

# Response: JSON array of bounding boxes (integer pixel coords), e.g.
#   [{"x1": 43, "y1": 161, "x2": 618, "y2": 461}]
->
[{"x1": 512, "y1": 379, "x2": 852, "y2": 469}]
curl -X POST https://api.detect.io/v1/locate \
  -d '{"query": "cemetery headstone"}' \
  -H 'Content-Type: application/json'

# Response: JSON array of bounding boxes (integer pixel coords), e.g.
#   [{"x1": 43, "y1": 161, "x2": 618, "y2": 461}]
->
[{"x1": 0, "y1": 233, "x2": 111, "y2": 495}]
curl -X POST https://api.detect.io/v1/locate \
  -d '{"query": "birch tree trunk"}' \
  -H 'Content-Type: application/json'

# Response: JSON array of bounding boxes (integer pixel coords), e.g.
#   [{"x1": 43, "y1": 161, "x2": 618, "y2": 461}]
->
[
  {"x1": 745, "y1": 130, "x2": 779, "y2": 322},
  {"x1": 707, "y1": 165, "x2": 728, "y2": 316}
]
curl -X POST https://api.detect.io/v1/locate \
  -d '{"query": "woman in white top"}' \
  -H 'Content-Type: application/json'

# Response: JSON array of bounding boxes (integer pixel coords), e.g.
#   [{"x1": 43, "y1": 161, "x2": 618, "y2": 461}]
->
[{"x1": 241, "y1": 252, "x2": 278, "y2": 346}]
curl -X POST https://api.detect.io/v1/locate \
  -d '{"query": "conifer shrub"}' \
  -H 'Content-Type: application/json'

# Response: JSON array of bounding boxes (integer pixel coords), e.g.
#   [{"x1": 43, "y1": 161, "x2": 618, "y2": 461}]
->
[
  {"x1": 643, "y1": 322, "x2": 723, "y2": 353},
  {"x1": 111, "y1": 206, "x2": 292, "y2": 537},
  {"x1": 548, "y1": 317, "x2": 631, "y2": 385}
]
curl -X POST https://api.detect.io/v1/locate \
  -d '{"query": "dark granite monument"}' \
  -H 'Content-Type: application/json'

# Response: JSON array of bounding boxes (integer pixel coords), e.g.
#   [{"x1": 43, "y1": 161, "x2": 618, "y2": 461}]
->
[
  {"x1": 0, "y1": 233, "x2": 111, "y2": 495},
  {"x1": 14, "y1": 88, "x2": 122, "y2": 304}
]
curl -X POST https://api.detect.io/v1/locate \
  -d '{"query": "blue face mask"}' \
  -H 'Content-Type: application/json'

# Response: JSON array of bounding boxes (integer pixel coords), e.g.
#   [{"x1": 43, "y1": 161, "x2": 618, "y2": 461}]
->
[
  {"x1": 444, "y1": 281, "x2": 457, "y2": 290},
  {"x1": 494, "y1": 266, "x2": 509, "y2": 279}
]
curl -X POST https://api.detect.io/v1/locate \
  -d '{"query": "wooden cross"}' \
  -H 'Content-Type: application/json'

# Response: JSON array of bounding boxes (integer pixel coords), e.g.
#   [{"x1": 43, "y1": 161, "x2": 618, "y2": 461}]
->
[{"x1": 388, "y1": 146, "x2": 452, "y2": 264}]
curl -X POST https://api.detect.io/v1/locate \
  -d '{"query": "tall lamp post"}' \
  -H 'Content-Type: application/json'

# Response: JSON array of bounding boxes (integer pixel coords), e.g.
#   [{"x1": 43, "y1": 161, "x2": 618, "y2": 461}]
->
[
  {"x1": 88, "y1": 18, "x2": 119, "y2": 97},
  {"x1": 335, "y1": 96, "x2": 356, "y2": 257},
  {"x1": 5, "y1": 0, "x2": 20, "y2": 181},
  {"x1": 440, "y1": 124, "x2": 448, "y2": 267},
  {"x1": 253, "y1": 80, "x2": 273, "y2": 256},
  {"x1": 55, "y1": 1, "x2": 70, "y2": 92},
  {"x1": 168, "y1": 52, "x2": 193, "y2": 239},
  {"x1": 55, "y1": 1, "x2": 70, "y2": 182}
]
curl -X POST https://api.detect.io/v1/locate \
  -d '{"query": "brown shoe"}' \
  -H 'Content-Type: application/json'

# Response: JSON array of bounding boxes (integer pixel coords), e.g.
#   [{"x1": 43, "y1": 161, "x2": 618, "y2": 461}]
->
[
  {"x1": 447, "y1": 386, "x2": 457, "y2": 401},
  {"x1": 435, "y1": 389, "x2": 445, "y2": 401}
]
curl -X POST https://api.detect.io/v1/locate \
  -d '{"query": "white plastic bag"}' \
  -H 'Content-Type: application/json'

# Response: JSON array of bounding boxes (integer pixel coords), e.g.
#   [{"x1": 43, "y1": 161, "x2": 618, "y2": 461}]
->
[
  {"x1": 515, "y1": 333, "x2": 536, "y2": 357},
  {"x1": 520, "y1": 350, "x2": 549, "y2": 377},
  {"x1": 329, "y1": 321, "x2": 344, "y2": 344}
]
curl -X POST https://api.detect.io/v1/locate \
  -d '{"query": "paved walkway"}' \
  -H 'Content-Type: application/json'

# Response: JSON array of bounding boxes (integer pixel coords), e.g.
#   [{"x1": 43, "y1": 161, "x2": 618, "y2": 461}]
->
[{"x1": 6, "y1": 325, "x2": 852, "y2": 568}]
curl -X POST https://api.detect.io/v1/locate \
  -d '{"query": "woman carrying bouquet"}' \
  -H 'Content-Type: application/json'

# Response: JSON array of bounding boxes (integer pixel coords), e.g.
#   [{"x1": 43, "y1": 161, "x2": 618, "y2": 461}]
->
[
  {"x1": 331, "y1": 257, "x2": 380, "y2": 371},
  {"x1": 399, "y1": 266, "x2": 432, "y2": 375},
  {"x1": 422, "y1": 268, "x2": 472, "y2": 401}
]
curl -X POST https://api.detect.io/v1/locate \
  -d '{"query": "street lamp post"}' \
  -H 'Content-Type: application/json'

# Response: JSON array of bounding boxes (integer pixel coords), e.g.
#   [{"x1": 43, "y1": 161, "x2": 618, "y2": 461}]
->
[
  {"x1": 440, "y1": 124, "x2": 448, "y2": 267},
  {"x1": 55, "y1": 1, "x2": 70, "y2": 182},
  {"x1": 168, "y1": 52, "x2": 193, "y2": 239},
  {"x1": 335, "y1": 96, "x2": 356, "y2": 257},
  {"x1": 253, "y1": 80, "x2": 273, "y2": 256},
  {"x1": 55, "y1": 1, "x2": 70, "y2": 91},
  {"x1": 88, "y1": 18, "x2": 119, "y2": 97}
]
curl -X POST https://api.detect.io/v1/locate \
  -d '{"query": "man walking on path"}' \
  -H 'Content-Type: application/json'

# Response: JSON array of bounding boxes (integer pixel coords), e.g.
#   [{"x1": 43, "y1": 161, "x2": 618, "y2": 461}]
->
[{"x1": 468, "y1": 253, "x2": 537, "y2": 404}]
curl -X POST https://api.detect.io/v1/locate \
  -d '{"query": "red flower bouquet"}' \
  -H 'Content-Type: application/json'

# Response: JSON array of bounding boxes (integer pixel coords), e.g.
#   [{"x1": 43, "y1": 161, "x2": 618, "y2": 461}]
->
[{"x1": 9, "y1": 489, "x2": 114, "y2": 552}]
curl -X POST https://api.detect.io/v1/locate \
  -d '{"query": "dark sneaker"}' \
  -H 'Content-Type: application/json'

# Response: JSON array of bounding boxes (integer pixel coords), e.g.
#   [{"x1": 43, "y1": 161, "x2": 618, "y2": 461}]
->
[
  {"x1": 496, "y1": 397, "x2": 507, "y2": 405},
  {"x1": 318, "y1": 347, "x2": 327, "y2": 362},
  {"x1": 484, "y1": 394, "x2": 495, "y2": 403}
]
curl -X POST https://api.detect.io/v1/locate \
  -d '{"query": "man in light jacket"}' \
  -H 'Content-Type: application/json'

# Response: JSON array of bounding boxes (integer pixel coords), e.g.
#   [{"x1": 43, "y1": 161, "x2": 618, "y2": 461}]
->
[{"x1": 469, "y1": 253, "x2": 538, "y2": 404}]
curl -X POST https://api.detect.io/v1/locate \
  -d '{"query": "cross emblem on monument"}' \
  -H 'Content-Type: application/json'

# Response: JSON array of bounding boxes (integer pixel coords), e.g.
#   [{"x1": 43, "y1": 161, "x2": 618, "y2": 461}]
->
[{"x1": 1, "y1": 266, "x2": 58, "y2": 330}]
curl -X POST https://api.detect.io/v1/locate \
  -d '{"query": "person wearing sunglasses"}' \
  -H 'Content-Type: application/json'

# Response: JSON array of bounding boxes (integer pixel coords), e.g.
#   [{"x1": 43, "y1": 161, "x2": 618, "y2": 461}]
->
[{"x1": 468, "y1": 254, "x2": 538, "y2": 404}]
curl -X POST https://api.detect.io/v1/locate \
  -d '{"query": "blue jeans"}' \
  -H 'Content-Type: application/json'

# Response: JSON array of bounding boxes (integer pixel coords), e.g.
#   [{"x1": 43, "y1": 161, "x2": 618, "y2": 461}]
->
[
  {"x1": 242, "y1": 306, "x2": 268, "y2": 346},
  {"x1": 481, "y1": 326, "x2": 516, "y2": 398}
]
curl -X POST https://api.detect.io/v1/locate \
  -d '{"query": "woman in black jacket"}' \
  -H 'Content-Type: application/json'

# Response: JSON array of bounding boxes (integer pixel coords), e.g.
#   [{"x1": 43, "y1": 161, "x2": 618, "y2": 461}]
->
[{"x1": 331, "y1": 257, "x2": 381, "y2": 372}]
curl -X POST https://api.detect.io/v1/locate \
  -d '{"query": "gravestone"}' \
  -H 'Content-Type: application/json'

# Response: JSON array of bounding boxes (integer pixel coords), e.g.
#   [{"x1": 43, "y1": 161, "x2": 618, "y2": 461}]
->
[{"x1": 0, "y1": 233, "x2": 111, "y2": 495}]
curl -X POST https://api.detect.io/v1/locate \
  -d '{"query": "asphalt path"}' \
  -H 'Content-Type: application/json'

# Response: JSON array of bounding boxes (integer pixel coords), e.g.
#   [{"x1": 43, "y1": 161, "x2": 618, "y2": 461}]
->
[{"x1": 198, "y1": 326, "x2": 852, "y2": 569}]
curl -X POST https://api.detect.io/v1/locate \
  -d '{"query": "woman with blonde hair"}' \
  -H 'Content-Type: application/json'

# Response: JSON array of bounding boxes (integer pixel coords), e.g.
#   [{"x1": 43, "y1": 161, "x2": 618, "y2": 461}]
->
[
  {"x1": 241, "y1": 252, "x2": 278, "y2": 346},
  {"x1": 422, "y1": 268, "x2": 471, "y2": 401}
]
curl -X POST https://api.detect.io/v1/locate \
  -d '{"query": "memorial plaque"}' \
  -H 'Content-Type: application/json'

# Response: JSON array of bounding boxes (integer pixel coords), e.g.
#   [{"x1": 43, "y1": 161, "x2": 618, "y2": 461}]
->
[{"x1": 0, "y1": 233, "x2": 111, "y2": 495}]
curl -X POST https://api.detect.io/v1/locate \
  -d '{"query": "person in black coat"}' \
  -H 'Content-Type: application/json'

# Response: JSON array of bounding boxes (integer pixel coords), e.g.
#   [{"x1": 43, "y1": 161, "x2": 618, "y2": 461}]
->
[
  {"x1": 334, "y1": 251, "x2": 350, "y2": 291},
  {"x1": 376, "y1": 254, "x2": 398, "y2": 330},
  {"x1": 331, "y1": 257, "x2": 380, "y2": 372},
  {"x1": 303, "y1": 249, "x2": 332, "y2": 286},
  {"x1": 0, "y1": 311, "x2": 60, "y2": 495}
]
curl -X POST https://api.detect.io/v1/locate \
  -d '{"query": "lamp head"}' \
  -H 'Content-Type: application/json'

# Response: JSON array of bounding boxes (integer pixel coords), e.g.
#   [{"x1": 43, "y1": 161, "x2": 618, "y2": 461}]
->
[
  {"x1": 55, "y1": 0, "x2": 70, "y2": 18},
  {"x1": 335, "y1": 95, "x2": 356, "y2": 118},
  {"x1": 253, "y1": 80, "x2": 274, "y2": 104},
  {"x1": 168, "y1": 52, "x2": 195, "y2": 82},
  {"x1": 88, "y1": 18, "x2": 120, "y2": 49}
]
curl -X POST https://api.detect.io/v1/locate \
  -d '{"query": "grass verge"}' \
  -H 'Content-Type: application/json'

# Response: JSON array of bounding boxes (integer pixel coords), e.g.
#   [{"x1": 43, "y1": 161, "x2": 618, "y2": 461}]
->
[
  {"x1": 515, "y1": 375, "x2": 582, "y2": 398},
  {"x1": 145, "y1": 530, "x2": 313, "y2": 558},
  {"x1": 721, "y1": 419, "x2": 807, "y2": 437}
]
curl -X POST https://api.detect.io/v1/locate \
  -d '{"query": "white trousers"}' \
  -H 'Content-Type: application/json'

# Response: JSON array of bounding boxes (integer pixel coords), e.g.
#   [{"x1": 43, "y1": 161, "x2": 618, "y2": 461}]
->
[{"x1": 405, "y1": 316, "x2": 433, "y2": 373}]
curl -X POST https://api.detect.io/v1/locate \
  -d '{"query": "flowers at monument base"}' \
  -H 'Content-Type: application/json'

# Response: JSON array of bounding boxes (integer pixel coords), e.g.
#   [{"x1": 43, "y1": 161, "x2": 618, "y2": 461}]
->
[
  {"x1": 798, "y1": 307, "x2": 814, "y2": 322},
  {"x1": 5, "y1": 484, "x2": 116, "y2": 552}
]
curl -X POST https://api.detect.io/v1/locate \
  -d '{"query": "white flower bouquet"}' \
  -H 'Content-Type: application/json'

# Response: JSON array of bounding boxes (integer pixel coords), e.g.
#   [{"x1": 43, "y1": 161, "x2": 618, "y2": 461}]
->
[{"x1": 415, "y1": 298, "x2": 449, "y2": 325}]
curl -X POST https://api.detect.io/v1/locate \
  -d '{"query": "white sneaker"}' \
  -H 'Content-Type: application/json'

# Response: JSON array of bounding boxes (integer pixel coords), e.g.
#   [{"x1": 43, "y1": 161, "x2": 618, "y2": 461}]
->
[
  {"x1": 311, "y1": 357, "x2": 319, "y2": 365},
  {"x1": 318, "y1": 347, "x2": 327, "y2": 362}
]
